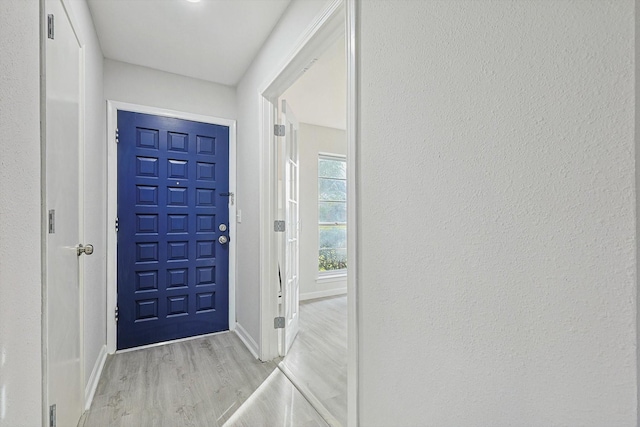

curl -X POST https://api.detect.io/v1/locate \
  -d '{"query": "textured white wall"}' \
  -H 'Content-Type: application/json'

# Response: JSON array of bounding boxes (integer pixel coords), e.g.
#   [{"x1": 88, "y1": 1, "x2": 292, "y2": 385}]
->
[
  {"x1": 357, "y1": 1, "x2": 636, "y2": 425},
  {"x1": 104, "y1": 59, "x2": 236, "y2": 119},
  {"x1": 68, "y1": 0, "x2": 108, "y2": 393},
  {"x1": 0, "y1": 1, "x2": 42, "y2": 426},
  {"x1": 297, "y1": 123, "x2": 346, "y2": 299},
  {"x1": 235, "y1": 0, "x2": 332, "y2": 345}
]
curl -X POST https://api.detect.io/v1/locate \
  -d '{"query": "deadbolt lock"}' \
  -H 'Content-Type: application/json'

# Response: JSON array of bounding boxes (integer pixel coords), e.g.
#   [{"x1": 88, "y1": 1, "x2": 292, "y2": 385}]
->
[{"x1": 219, "y1": 224, "x2": 227, "y2": 232}]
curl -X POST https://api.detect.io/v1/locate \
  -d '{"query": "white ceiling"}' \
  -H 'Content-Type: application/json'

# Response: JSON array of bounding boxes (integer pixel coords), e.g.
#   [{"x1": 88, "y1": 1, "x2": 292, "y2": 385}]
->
[
  {"x1": 281, "y1": 36, "x2": 346, "y2": 130},
  {"x1": 86, "y1": 0, "x2": 291, "y2": 86}
]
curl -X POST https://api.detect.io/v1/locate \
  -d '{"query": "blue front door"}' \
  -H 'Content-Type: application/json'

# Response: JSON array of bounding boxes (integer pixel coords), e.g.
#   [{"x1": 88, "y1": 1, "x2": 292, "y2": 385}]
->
[{"x1": 117, "y1": 110, "x2": 230, "y2": 350}]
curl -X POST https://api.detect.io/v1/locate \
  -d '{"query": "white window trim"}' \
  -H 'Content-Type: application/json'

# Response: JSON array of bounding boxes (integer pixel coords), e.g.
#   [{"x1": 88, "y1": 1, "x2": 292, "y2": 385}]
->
[
  {"x1": 319, "y1": 152, "x2": 347, "y2": 163},
  {"x1": 317, "y1": 271, "x2": 347, "y2": 282},
  {"x1": 318, "y1": 153, "x2": 347, "y2": 275}
]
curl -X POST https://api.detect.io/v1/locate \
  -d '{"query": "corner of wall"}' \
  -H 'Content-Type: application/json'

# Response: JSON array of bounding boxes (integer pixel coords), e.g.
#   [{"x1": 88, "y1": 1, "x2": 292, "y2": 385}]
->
[{"x1": 234, "y1": 322, "x2": 260, "y2": 359}]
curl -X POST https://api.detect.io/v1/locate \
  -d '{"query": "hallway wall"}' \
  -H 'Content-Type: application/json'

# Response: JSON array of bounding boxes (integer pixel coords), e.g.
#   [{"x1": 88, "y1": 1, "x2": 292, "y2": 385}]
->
[
  {"x1": 356, "y1": 0, "x2": 636, "y2": 425},
  {"x1": 104, "y1": 59, "x2": 236, "y2": 119},
  {"x1": 0, "y1": 2, "x2": 42, "y2": 426}
]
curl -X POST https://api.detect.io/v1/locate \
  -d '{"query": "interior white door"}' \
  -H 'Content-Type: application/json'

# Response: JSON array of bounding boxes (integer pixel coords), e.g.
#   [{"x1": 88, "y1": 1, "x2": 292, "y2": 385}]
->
[
  {"x1": 46, "y1": 0, "x2": 84, "y2": 425},
  {"x1": 280, "y1": 100, "x2": 300, "y2": 355}
]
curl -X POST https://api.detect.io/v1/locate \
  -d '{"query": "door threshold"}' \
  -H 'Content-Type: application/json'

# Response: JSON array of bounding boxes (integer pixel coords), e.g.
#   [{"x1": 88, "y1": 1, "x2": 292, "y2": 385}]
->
[{"x1": 115, "y1": 330, "x2": 230, "y2": 354}]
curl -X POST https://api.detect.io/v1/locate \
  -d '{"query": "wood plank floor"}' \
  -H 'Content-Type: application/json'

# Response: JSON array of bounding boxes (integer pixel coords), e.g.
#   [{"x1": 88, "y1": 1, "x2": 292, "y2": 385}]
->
[
  {"x1": 280, "y1": 295, "x2": 347, "y2": 426},
  {"x1": 80, "y1": 295, "x2": 346, "y2": 427},
  {"x1": 79, "y1": 332, "x2": 327, "y2": 426}
]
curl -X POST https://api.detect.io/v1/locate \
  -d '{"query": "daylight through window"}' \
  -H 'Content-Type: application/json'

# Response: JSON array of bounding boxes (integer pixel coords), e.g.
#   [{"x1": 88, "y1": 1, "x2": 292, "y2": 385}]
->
[{"x1": 318, "y1": 155, "x2": 347, "y2": 273}]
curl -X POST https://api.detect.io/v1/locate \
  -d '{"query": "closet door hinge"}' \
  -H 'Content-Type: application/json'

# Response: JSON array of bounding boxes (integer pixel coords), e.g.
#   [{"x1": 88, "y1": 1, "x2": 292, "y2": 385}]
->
[
  {"x1": 47, "y1": 14, "x2": 54, "y2": 39},
  {"x1": 48, "y1": 210, "x2": 55, "y2": 234},
  {"x1": 115, "y1": 217, "x2": 119, "y2": 232},
  {"x1": 115, "y1": 128, "x2": 119, "y2": 143},
  {"x1": 49, "y1": 404, "x2": 56, "y2": 427},
  {"x1": 115, "y1": 306, "x2": 119, "y2": 322}
]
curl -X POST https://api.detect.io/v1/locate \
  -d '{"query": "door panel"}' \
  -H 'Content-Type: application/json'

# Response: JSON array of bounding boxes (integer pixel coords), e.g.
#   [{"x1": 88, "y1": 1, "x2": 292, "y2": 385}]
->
[
  {"x1": 281, "y1": 100, "x2": 300, "y2": 355},
  {"x1": 46, "y1": 0, "x2": 83, "y2": 425},
  {"x1": 117, "y1": 111, "x2": 230, "y2": 350}
]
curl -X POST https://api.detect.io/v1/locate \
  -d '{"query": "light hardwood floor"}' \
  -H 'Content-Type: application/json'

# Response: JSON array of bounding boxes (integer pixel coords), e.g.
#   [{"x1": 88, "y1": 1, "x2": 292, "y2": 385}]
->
[
  {"x1": 79, "y1": 332, "x2": 327, "y2": 426},
  {"x1": 280, "y1": 295, "x2": 347, "y2": 426},
  {"x1": 80, "y1": 295, "x2": 346, "y2": 427}
]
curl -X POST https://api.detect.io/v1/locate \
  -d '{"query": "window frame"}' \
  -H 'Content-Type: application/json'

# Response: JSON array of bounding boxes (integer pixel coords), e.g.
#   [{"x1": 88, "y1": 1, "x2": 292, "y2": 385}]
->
[{"x1": 317, "y1": 153, "x2": 347, "y2": 277}]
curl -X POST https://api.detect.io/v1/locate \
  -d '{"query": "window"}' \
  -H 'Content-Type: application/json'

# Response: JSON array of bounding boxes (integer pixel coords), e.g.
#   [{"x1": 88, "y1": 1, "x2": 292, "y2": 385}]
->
[{"x1": 318, "y1": 155, "x2": 347, "y2": 274}]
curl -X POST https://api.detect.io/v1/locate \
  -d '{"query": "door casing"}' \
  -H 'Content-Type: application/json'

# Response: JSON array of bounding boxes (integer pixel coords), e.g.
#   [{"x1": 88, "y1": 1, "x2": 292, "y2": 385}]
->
[
  {"x1": 106, "y1": 101, "x2": 237, "y2": 354},
  {"x1": 258, "y1": 0, "x2": 344, "y2": 363},
  {"x1": 257, "y1": 0, "x2": 359, "y2": 425}
]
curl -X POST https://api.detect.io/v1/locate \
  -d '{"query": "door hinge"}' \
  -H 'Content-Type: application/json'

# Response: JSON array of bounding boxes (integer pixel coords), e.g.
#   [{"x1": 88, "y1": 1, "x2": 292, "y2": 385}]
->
[
  {"x1": 47, "y1": 14, "x2": 54, "y2": 39},
  {"x1": 49, "y1": 404, "x2": 56, "y2": 427},
  {"x1": 274, "y1": 220, "x2": 285, "y2": 232},
  {"x1": 48, "y1": 209, "x2": 55, "y2": 234},
  {"x1": 274, "y1": 124, "x2": 285, "y2": 137},
  {"x1": 274, "y1": 316, "x2": 285, "y2": 329},
  {"x1": 115, "y1": 306, "x2": 119, "y2": 322},
  {"x1": 115, "y1": 217, "x2": 119, "y2": 232},
  {"x1": 115, "y1": 128, "x2": 119, "y2": 143}
]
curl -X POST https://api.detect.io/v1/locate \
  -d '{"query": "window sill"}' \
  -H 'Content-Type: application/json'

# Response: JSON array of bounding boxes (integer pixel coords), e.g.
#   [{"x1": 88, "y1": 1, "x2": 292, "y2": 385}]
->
[{"x1": 316, "y1": 273, "x2": 347, "y2": 283}]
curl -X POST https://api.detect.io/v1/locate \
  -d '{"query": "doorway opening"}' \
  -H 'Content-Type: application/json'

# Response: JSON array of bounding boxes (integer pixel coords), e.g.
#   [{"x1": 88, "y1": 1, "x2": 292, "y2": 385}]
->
[{"x1": 258, "y1": 0, "x2": 355, "y2": 424}]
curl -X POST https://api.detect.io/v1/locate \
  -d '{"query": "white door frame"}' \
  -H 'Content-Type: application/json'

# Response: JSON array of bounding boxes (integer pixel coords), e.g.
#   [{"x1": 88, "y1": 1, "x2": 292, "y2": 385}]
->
[
  {"x1": 345, "y1": 1, "x2": 358, "y2": 425},
  {"x1": 257, "y1": 0, "x2": 359, "y2": 425},
  {"x1": 258, "y1": 0, "x2": 342, "y2": 360},
  {"x1": 105, "y1": 101, "x2": 237, "y2": 354}
]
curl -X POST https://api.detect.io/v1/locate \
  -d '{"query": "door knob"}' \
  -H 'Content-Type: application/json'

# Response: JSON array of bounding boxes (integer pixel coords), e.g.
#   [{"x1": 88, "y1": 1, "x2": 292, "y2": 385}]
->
[
  {"x1": 218, "y1": 236, "x2": 228, "y2": 245},
  {"x1": 77, "y1": 244, "x2": 94, "y2": 256}
]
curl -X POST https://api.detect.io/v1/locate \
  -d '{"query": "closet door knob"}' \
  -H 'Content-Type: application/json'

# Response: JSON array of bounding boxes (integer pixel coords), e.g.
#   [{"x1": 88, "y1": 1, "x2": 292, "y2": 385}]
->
[{"x1": 77, "y1": 244, "x2": 94, "y2": 256}]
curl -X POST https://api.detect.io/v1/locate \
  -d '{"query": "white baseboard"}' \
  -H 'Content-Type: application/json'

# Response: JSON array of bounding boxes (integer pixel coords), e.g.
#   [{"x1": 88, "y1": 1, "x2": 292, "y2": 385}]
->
[
  {"x1": 300, "y1": 287, "x2": 347, "y2": 301},
  {"x1": 234, "y1": 322, "x2": 259, "y2": 359},
  {"x1": 84, "y1": 345, "x2": 107, "y2": 410}
]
